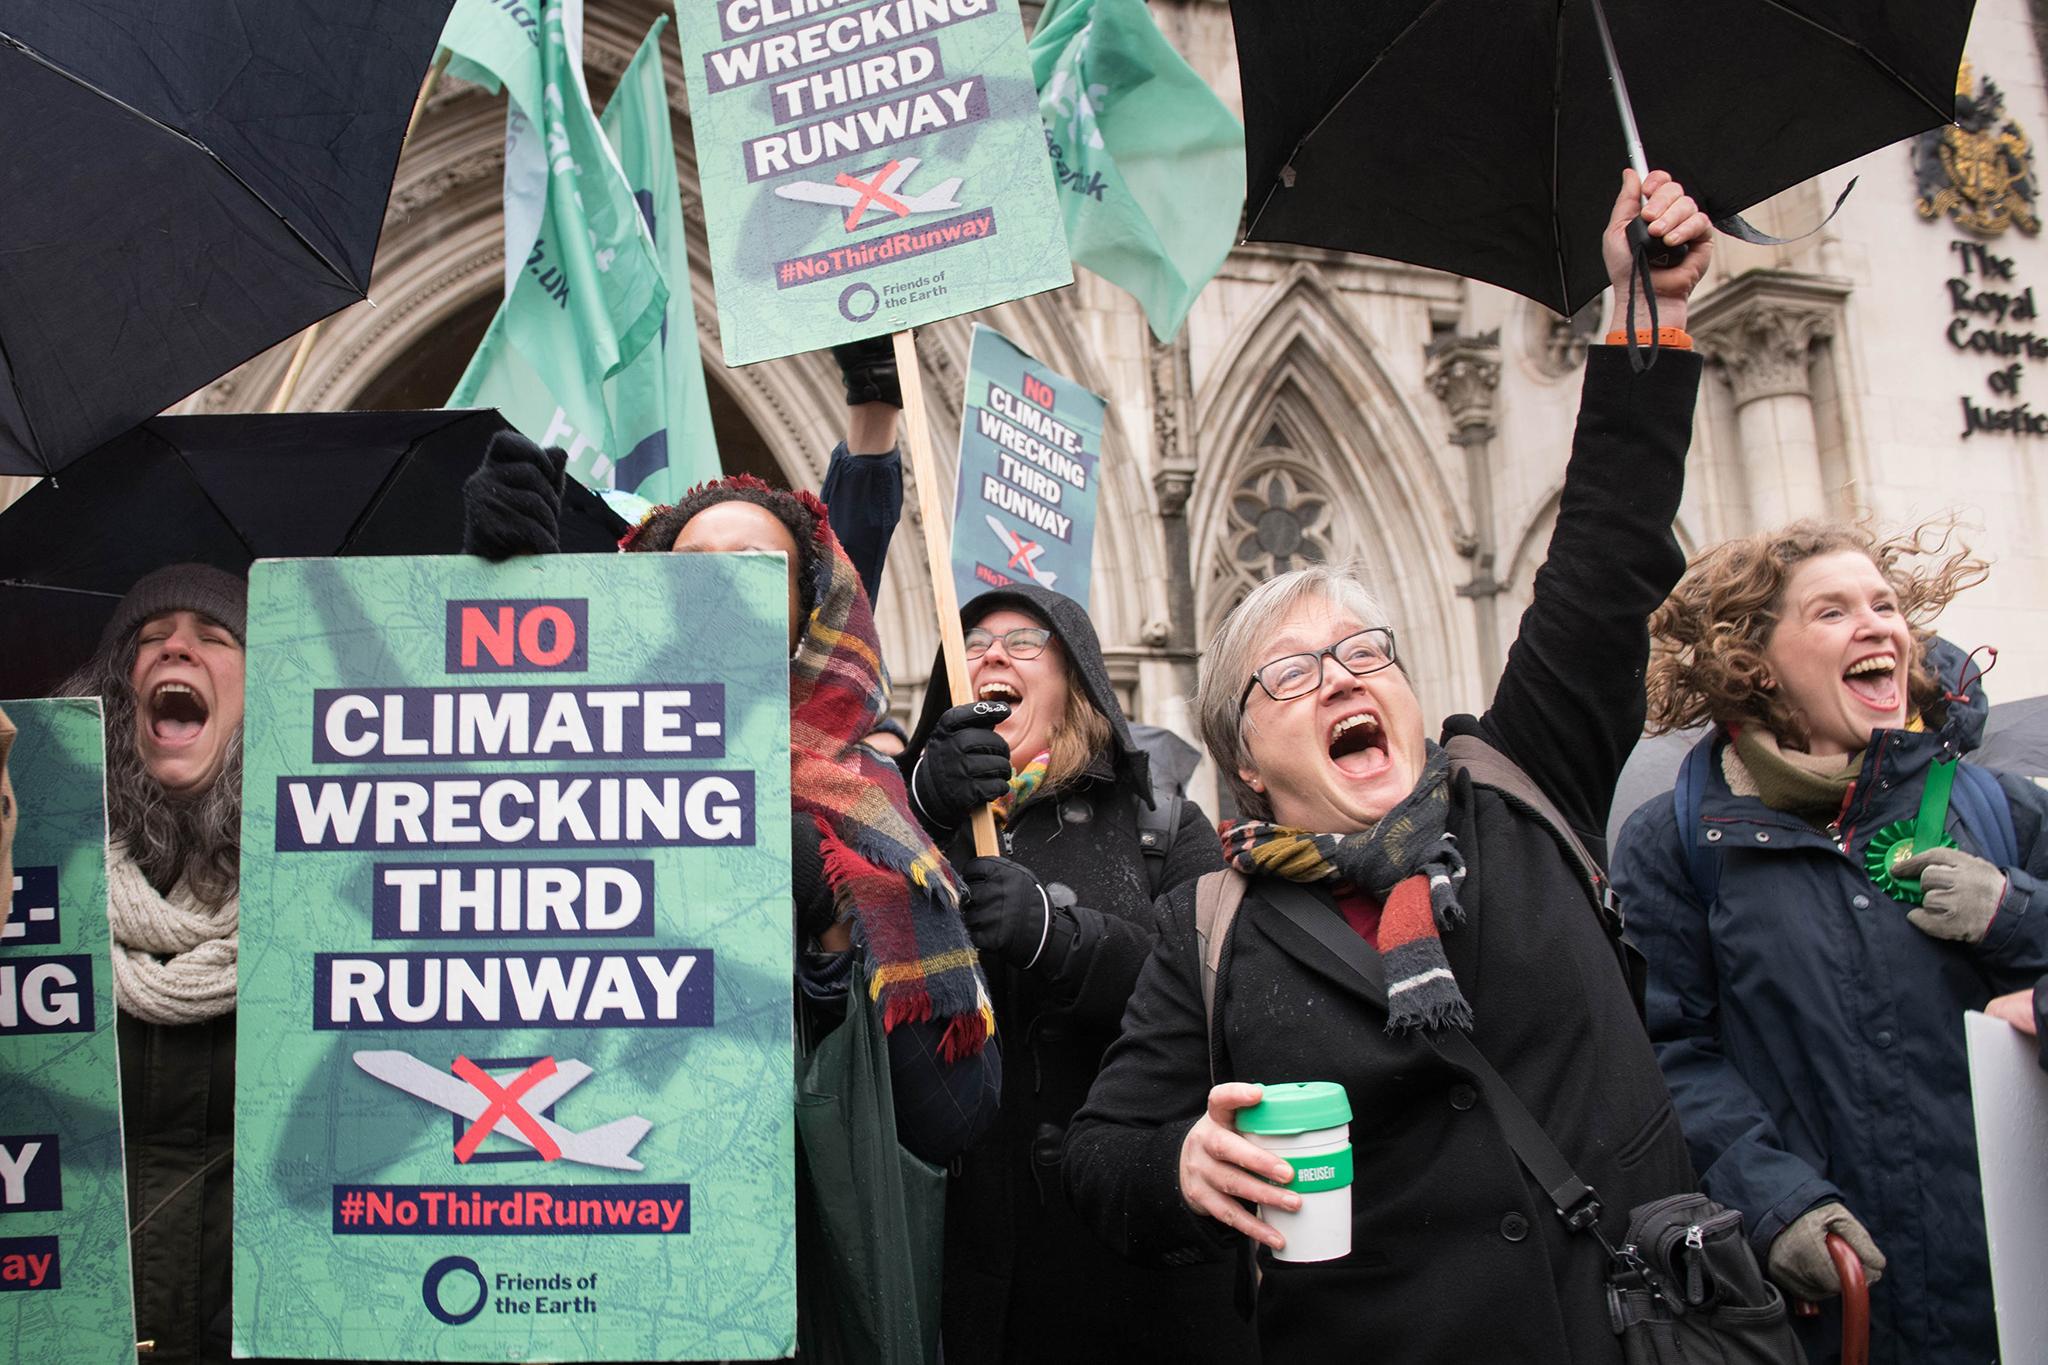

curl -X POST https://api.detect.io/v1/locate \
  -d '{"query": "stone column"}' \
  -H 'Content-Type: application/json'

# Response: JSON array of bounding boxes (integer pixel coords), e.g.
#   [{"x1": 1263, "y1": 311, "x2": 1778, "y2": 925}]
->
[
  {"x1": 1426, "y1": 331, "x2": 1504, "y2": 690},
  {"x1": 1689, "y1": 271, "x2": 1851, "y2": 529},
  {"x1": 1147, "y1": 329, "x2": 1213, "y2": 808}
]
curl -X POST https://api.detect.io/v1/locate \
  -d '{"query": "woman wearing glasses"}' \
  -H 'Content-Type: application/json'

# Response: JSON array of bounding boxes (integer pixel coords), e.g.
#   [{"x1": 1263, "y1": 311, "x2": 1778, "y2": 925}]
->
[
  {"x1": 1064, "y1": 174, "x2": 1715, "y2": 1364},
  {"x1": 899, "y1": 584, "x2": 1249, "y2": 1364}
]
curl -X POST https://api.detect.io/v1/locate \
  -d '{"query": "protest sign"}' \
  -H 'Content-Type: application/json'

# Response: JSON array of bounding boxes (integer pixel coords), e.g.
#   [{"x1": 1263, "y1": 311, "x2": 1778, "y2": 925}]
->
[
  {"x1": 0, "y1": 698, "x2": 131, "y2": 1359},
  {"x1": 1967, "y1": 1008, "x2": 2048, "y2": 1361},
  {"x1": 233, "y1": 554, "x2": 794, "y2": 1361},
  {"x1": 677, "y1": 0, "x2": 1073, "y2": 364},
  {"x1": 951, "y1": 325, "x2": 1103, "y2": 609}
]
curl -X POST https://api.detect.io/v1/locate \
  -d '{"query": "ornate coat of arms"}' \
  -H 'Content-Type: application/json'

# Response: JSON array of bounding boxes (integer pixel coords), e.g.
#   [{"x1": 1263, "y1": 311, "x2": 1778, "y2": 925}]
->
[{"x1": 1914, "y1": 60, "x2": 2040, "y2": 236}]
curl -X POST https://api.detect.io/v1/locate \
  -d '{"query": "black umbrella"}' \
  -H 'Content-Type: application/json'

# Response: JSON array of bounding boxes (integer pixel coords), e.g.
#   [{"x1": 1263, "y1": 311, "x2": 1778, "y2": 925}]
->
[
  {"x1": 1230, "y1": 0, "x2": 1972, "y2": 315},
  {"x1": 0, "y1": 0, "x2": 455, "y2": 475},
  {"x1": 0, "y1": 410, "x2": 628, "y2": 698}
]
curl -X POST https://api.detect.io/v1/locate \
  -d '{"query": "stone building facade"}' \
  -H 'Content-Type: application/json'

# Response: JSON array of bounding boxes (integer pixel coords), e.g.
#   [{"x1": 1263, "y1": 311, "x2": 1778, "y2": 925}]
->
[{"x1": 11, "y1": 0, "x2": 2045, "y2": 808}]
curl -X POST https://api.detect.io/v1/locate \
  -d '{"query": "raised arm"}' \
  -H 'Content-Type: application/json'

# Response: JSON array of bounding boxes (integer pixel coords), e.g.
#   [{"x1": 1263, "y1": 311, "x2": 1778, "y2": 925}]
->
[
  {"x1": 820, "y1": 336, "x2": 905, "y2": 602},
  {"x1": 1468, "y1": 171, "x2": 1712, "y2": 844}
]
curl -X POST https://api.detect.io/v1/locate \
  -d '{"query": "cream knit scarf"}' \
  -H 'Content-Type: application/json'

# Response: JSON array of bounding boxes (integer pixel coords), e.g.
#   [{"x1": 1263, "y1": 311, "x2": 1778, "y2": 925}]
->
[{"x1": 106, "y1": 845, "x2": 237, "y2": 1025}]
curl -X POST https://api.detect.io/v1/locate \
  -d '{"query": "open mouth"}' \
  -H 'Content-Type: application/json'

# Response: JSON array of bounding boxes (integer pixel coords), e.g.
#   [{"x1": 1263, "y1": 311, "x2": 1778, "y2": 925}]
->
[
  {"x1": 1842, "y1": 653, "x2": 1902, "y2": 712},
  {"x1": 1327, "y1": 711, "x2": 1387, "y2": 776},
  {"x1": 977, "y1": 681, "x2": 1022, "y2": 705},
  {"x1": 148, "y1": 681, "x2": 210, "y2": 746}
]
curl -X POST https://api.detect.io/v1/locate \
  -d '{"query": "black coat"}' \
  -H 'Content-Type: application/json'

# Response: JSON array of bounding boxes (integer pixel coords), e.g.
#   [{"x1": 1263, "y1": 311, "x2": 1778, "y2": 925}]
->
[
  {"x1": 1064, "y1": 347, "x2": 1704, "y2": 1365},
  {"x1": 120, "y1": 1010, "x2": 235, "y2": 1365},
  {"x1": 904, "y1": 584, "x2": 1251, "y2": 1365},
  {"x1": 1613, "y1": 642, "x2": 2048, "y2": 1365}
]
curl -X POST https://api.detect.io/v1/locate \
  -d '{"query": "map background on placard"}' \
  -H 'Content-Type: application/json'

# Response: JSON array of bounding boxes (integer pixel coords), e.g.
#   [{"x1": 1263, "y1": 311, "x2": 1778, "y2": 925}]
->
[
  {"x1": 233, "y1": 553, "x2": 794, "y2": 1362},
  {"x1": 677, "y1": 0, "x2": 1072, "y2": 365},
  {"x1": 0, "y1": 698, "x2": 132, "y2": 1363}
]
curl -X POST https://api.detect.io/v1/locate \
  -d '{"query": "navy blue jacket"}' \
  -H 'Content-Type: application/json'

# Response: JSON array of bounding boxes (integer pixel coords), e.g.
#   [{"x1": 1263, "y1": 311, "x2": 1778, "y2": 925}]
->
[
  {"x1": 819, "y1": 442, "x2": 900, "y2": 605},
  {"x1": 1614, "y1": 646, "x2": 2048, "y2": 1365}
]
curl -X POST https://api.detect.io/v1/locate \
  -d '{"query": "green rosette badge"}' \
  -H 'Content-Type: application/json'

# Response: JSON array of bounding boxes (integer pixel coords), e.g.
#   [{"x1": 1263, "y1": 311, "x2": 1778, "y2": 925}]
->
[{"x1": 1865, "y1": 757, "x2": 1960, "y2": 904}]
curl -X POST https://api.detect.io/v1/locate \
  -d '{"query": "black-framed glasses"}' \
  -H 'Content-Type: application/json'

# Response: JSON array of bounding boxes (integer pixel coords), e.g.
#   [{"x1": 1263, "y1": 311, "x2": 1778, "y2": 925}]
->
[
  {"x1": 965, "y1": 626, "x2": 1052, "y2": 660},
  {"x1": 1239, "y1": 628, "x2": 1399, "y2": 709}
]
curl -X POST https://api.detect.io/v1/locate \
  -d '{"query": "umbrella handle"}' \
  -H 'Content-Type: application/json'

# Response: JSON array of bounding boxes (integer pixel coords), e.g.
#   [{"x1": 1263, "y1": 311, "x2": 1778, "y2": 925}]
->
[
  {"x1": 1627, "y1": 217, "x2": 1689, "y2": 272},
  {"x1": 1789, "y1": 1234, "x2": 1871, "y2": 1365}
]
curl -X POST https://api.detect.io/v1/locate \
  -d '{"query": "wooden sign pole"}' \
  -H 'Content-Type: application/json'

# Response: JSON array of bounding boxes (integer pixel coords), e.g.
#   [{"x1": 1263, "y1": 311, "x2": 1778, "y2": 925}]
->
[{"x1": 892, "y1": 328, "x2": 1001, "y2": 859}]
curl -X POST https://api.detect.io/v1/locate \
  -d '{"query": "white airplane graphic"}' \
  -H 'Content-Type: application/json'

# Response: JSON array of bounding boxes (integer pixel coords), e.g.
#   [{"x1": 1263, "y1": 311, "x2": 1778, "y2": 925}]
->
[
  {"x1": 986, "y1": 514, "x2": 1057, "y2": 589},
  {"x1": 352, "y1": 1049, "x2": 653, "y2": 1172},
  {"x1": 774, "y1": 157, "x2": 963, "y2": 226}
]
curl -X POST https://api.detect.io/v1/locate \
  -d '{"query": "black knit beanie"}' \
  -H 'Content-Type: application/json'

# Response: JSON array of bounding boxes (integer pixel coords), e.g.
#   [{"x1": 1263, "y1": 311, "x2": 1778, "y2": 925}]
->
[{"x1": 100, "y1": 563, "x2": 248, "y2": 651}]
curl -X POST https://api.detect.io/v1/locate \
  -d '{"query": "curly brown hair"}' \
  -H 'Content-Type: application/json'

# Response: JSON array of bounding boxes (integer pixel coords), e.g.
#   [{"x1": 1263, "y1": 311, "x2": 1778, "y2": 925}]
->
[{"x1": 1645, "y1": 518, "x2": 1989, "y2": 743}]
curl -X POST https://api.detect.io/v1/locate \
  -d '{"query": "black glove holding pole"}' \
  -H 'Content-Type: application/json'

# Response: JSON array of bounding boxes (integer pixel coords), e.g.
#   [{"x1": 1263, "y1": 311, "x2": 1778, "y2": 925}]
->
[
  {"x1": 909, "y1": 701, "x2": 1012, "y2": 832},
  {"x1": 830, "y1": 334, "x2": 902, "y2": 408},
  {"x1": 462, "y1": 430, "x2": 568, "y2": 560},
  {"x1": 963, "y1": 856, "x2": 1077, "y2": 974}
]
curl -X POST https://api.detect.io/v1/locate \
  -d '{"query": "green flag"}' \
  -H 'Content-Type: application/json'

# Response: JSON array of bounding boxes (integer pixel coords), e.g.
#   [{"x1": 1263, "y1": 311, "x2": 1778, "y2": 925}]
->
[
  {"x1": 596, "y1": 18, "x2": 723, "y2": 506},
  {"x1": 1029, "y1": 0, "x2": 1245, "y2": 343},
  {"x1": 442, "y1": 0, "x2": 672, "y2": 503}
]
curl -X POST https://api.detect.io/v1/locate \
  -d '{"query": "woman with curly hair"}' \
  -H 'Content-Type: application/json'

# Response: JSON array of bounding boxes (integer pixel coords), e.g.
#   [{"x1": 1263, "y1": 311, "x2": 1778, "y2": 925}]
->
[{"x1": 1612, "y1": 519, "x2": 2048, "y2": 1365}]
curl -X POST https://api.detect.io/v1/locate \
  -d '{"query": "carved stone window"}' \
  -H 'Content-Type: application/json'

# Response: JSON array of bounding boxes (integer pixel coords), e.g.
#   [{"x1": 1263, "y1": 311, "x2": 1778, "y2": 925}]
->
[{"x1": 1232, "y1": 464, "x2": 1332, "y2": 577}]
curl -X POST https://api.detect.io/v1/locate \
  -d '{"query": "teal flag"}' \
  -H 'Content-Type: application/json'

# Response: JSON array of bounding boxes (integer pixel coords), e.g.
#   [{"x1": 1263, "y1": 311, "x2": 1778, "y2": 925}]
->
[
  {"x1": 232, "y1": 553, "x2": 795, "y2": 1360},
  {"x1": 0, "y1": 699, "x2": 131, "y2": 1360},
  {"x1": 597, "y1": 19, "x2": 723, "y2": 506},
  {"x1": 1029, "y1": 0, "x2": 1245, "y2": 343},
  {"x1": 444, "y1": 0, "x2": 676, "y2": 503}
]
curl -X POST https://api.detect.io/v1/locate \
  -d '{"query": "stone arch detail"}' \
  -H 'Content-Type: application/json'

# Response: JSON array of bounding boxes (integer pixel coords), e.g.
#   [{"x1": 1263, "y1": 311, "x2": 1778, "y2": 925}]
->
[{"x1": 1190, "y1": 263, "x2": 1473, "y2": 708}]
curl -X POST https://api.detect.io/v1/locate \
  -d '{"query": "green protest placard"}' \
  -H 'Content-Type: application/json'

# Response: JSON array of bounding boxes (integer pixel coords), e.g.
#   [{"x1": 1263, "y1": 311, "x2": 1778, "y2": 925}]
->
[
  {"x1": 0, "y1": 698, "x2": 132, "y2": 1359},
  {"x1": 952, "y1": 325, "x2": 1104, "y2": 609},
  {"x1": 677, "y1": 0, "x2": 1073, "y2": 365},
  {"x1": 233, "y1": 554, "x2": 794, "y2": 1361}
]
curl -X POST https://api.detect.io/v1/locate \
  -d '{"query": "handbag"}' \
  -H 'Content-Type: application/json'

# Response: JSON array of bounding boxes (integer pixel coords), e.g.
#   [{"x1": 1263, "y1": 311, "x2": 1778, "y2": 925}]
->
[
  {"x1": 794, "y1": 955, "x2": 947, "y2": 1365},
  {"x1": 1256, "y1": 880, "x2": 1804, "y2": 1365}
]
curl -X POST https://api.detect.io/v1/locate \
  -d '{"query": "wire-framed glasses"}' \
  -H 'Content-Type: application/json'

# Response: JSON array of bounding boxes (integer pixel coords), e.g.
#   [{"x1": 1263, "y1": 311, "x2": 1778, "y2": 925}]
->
[
  {"x1": 1239, "y1": 628, "x2": 1399, "y2": 709},
  {"x1": 965, "y1": 626, "x2": 1052, "y2": 660}
]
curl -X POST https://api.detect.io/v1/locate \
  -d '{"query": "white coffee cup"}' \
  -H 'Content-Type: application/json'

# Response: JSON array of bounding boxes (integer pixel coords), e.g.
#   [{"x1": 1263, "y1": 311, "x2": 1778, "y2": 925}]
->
[{"x1": 1237, "y1": 1081, "x2": 1353, "y2": 1263}]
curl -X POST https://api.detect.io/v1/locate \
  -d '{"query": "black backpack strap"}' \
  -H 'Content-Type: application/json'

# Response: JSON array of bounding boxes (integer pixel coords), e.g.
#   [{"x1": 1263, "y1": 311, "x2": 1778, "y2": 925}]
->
[
  {"x1": 1260, "y1": 880, "x2": 1604, "y2": 1233},
  {"x1": 1135, "y1": 791, "x2": 1183, "y2": 898},
  {"x1": 1441, "y1": 734, "x2": 1643, "y2": 1014}
]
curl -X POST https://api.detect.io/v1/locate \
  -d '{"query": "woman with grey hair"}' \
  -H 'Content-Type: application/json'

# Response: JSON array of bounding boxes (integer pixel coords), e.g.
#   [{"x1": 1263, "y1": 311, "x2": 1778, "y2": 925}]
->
[
  {"x1": 1065, "y1": 172, "x2": 1716, "y2": 1364},
  {"x1": 65, "y1": 562, "x2": 247, "y2": 1364}
]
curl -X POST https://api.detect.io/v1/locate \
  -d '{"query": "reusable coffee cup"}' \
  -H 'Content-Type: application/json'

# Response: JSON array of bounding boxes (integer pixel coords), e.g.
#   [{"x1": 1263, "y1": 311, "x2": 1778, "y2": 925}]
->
[{"x1": 1236, "y1": 1081, "x2": 1353, "y2": 1262}]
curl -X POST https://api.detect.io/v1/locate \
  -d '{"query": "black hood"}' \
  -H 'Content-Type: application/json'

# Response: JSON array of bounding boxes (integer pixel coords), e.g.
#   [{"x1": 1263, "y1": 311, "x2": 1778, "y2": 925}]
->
[{"x1": 906, "y1": 584, "x2": 1150, "y2": 798}]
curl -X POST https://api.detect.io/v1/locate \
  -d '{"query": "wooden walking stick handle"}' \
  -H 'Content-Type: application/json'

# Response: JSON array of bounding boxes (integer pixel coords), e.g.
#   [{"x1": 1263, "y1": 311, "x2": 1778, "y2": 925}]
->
[
  {"x1": 1790, "y1": 1232, "x2": 1870, "y2": 1365},
  {"x1": 891, "y1": 329, "x2": 1000, "y2": 858}
]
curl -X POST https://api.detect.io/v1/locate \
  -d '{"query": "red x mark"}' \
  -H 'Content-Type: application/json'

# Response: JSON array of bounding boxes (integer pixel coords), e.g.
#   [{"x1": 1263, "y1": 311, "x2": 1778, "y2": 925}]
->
[
  {"x1": 450, "y1": 1055, "x2": 561, "y2": 1164},
  {"x1": 835, "y1": 160, "x2": 910, "y2": 231},
  {"x1": 1006, "y1": 536, "x2": 1040, "y2": 571}
]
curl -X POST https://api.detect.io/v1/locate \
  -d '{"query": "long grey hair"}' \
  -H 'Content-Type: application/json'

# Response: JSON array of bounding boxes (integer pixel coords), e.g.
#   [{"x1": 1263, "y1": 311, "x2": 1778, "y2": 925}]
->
[{"x1": 64, "y1": 631, "x2": 242, "y2": 910}]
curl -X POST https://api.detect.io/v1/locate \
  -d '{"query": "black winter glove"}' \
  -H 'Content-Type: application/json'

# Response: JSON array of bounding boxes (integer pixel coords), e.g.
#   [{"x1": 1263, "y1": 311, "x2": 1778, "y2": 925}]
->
[
  {"x1": 909, "y1": 702, "x2": 1012, "y2": 831},
  {"x1": 791, "y1": 817, "x2": 838, "y2": 942},
  {"x1": 963, "y1": 856, "x2": 1070, "y2": 971},
  {"x1": 463, "y1": 430, "x2": 568, "y2": 560},
  {"x1": 831, "y1": 335, "x2": 902, "y2": 407}
]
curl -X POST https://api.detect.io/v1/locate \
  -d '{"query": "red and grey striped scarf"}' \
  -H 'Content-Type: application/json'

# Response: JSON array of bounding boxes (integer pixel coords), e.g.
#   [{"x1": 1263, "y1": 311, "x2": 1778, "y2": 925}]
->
[
  {"x1": 782, "y1": 491, "x2": 993, "y2": 1060},
  {"x1": 1222, "y1": 744, "x2": 1471, "y2": 1033}
]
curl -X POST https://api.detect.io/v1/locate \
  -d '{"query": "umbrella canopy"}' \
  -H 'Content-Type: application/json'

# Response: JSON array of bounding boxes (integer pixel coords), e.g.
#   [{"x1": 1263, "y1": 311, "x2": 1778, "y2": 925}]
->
[
  {"x1": 0, "y1": 410, "x2": 628, "y2": 698},
  {"x1": 1229, "y1": 0, "x2": 1972, "y2": 315},
  {"x1": 0, "y1": 0, "x2": 455, "y2": 475}
]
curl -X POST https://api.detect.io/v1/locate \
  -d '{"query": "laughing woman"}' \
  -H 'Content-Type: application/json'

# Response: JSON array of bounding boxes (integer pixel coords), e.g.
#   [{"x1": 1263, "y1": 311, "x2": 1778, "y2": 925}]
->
[
  {"x1": 1612, "y1": 522, "x2": 2048, "y2": 1365},
  {"x1": 1063, "y1": 173, "x2": 1713, "y2": 1365},
  {"x1": 899, "y1": 584, "x2": 1246, "y2": 1365}
]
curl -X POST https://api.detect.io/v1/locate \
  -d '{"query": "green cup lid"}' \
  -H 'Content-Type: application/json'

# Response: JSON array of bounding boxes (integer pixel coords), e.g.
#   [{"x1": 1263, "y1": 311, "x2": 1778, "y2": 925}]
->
[{"x1": 1237, "y1": 1081, "x2": 1351, "y2": 1135}]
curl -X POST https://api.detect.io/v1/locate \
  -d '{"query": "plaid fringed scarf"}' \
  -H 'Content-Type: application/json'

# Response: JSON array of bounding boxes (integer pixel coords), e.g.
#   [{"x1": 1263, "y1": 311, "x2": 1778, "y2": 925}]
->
[
  {"x1": 992, "y1": 751, "x2": 1049, "y2": 827},
  {"x1": 774, "y1": 491, "x2": 994, "y2": 1060},
  {"x1": 1223, "y1": 744, "x2": 1472, "y2": 1034}
]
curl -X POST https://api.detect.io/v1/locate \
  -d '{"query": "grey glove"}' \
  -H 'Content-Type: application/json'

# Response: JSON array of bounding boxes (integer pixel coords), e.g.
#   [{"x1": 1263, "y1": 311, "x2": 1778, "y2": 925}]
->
[
  {"x1": 1896, "y1": 846, "x2": 2007, "y2": 943},
  {"x1": 1765, "y1": 1202, "x2": 1885, "y2": 1301}
]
